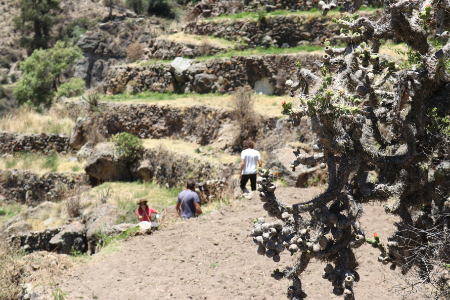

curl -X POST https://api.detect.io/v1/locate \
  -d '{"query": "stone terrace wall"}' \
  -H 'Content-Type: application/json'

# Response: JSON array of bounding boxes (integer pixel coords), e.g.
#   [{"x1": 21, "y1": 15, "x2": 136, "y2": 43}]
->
[
  {"x1": 184, "y1": 15, "x2": 340, "y2": 47},
  {"x1": 0, "y1": 132, "x2": 71, "y2": 154},
  {"x1": 144, "y1": 38, "x2": 228, "y2": 60},
  {"x1": 184, "y1": 12, "x2": 379, "y2": 47},
  {"x1": 190, "y1": 0, "x2": 374, "y2": 19},
  {"x1": 105, "y1": 53, "x2": 323, "y2": 95},
  {"x1": 69, "y1": 103, "x2": 277, "y2": 147},
  {"x1": 0, "y1": 170, "x2": 89, "y2": 203}
]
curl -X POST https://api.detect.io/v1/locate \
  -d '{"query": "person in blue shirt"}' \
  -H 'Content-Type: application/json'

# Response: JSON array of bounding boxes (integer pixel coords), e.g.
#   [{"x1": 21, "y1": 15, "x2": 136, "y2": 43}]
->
[{"x1": 176, "y1": 179, "x2": 203, "y2": 219}]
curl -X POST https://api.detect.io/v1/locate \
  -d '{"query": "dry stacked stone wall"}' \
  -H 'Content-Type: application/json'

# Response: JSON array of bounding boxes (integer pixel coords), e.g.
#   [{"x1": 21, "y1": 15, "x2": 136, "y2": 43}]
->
[
  {"x1": 0, "y1": 132, "x2": 71, "y2": 154},
  {"x1": 183, "y1": 15, "x2": 342, "y2": 47},
  {"x1": 69, "y1": 102, "x2": 277, "y2": 146},
  {"x1": 144, "y1": 38, "x2": 228, "y2": 60},
  {"x1": 10, "y1": 228, "x2": 62, "y2": 253},
  {"x1": 190, "y1": 0, "x2": 375, "y2": 19},
  {"x1": 105, "y1": 54, "x2": 323, "y2": 95},
  {"x1": 0, "y1": 170, "x2": 89, "y2": 203}
]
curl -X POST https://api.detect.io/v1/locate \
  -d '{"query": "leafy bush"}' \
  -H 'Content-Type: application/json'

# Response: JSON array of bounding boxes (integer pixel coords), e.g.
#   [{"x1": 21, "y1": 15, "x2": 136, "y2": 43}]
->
[
  {"x1": 41, "y1": 153, "x2": 59, "y2": 172},
  {"x1": 57, "y1": 77, "x2": 85, "y2": 98},
  {"x1": 60, "y1": 17, "x2": 90, "y2": 42},
  {"x1": 126, "y1": 43, "x2": 144, "y2": 63},
  {"x1": 110, "y1": 132, "x2": 144, "y2": 161},
  {"x1": 14, "y1": 41, "x2": 83, "y2": 108}
]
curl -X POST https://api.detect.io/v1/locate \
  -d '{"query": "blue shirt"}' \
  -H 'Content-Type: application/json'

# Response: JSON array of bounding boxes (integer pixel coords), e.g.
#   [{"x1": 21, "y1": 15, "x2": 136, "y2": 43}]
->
[{"x1": 177, "y1": 190, "x2": 200, "y2": 219}]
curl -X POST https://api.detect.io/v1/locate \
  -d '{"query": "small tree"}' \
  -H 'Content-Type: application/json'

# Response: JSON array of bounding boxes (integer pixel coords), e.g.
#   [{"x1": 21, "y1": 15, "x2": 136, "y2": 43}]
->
[
  {"x1": 126, "y1": 0, "x2": 148, "y2": 14},
  {"x1": 252, "y1": 1, "x2": 450, "y2": 299},
  {"x1": 14, "y1": 0, "x2": 61, "y2": 53},
  {"x1": 110, "y1": 132, "x2": 144, "y2": 162},
  {"x1": 104, "y1": 0, "x2": 124, "y2": 20},
  {"x1": 14, "y1": 41, "x2": 83, "y2": 108}
]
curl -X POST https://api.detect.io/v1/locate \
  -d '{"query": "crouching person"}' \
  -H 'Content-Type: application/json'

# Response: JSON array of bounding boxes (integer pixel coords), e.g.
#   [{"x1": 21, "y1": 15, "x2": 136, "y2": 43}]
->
[
  {"x1": 137, "y1": 199, "x2": 159, "y2": 222},
  {"x1": 176, "y1": 179, "x2": 202, "y2": 219}
]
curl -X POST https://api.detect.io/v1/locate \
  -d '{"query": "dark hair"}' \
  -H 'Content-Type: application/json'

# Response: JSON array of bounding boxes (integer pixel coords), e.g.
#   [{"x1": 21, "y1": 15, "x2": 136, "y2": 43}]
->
[
  {"x1": 187, "y1": 179, "x2": 196, "y2": 189},
  {"x1": 243, "y1": 139, "x2": 255, "y2": 149}
]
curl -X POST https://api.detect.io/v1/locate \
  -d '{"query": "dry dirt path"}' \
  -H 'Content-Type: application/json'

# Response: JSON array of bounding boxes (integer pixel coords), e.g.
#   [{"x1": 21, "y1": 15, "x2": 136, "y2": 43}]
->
[{"x1": 59, "y1": 187, "x2": 407, "y2": 300}]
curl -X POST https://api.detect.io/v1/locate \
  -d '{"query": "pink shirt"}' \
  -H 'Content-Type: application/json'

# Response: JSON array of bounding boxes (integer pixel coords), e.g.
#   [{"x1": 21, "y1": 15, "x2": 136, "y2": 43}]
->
[{"x1": 137, "y1": 206, "x2": 157, "y2": 222}]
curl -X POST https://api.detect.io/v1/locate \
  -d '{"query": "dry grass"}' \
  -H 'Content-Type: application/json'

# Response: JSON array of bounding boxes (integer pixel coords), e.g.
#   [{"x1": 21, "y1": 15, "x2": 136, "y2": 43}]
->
[
  {"x1": 142, "y1": 137, "x2": 239, "y2": 165},
  {"x1": 0, "y1": 153, "x2": 85, "y2": 175},
  {"x1": 160, "y1": 32, "x2": 237, "y2": 48},
  {"x1": 107, "y1": 93, "x2": 289, "y2": 117},
  {"x1": 0, "y1": 107, "x2": 75, "y2": 135}
]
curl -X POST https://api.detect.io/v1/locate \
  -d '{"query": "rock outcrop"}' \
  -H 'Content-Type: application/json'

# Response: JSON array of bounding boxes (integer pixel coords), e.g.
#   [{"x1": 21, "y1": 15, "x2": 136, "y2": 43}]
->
[{"x1": 84, "y1": 142, "x2": 132, "y2": 184}]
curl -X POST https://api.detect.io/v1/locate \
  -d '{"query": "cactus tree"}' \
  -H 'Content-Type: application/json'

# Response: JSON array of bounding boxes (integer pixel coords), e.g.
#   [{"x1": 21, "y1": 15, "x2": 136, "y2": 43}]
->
[{"x1": 252, "y1": 1, "x2": 450, "y2": 299}]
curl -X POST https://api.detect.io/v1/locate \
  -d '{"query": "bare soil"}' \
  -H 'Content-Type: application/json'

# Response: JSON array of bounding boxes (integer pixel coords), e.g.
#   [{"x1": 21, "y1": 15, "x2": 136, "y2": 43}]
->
[{"x1": 56, "y1": 187, "x2": 407, "y2": 300}]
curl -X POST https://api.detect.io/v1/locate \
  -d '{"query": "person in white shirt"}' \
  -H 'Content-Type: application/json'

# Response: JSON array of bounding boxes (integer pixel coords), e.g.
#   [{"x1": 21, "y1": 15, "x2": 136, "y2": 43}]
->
[{"x1": 240, "y1": 139, "x2": 262, "y2": 193}]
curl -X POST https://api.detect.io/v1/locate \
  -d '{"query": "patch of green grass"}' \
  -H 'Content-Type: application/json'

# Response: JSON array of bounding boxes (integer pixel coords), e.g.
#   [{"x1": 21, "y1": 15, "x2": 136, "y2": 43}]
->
[
  {"x1": 41, "y1": 153, "x2": 59, "y2": 172},
  {"x1": 0, "y1": 203, "x2": 22, "y2": 226},
  {"x1": 95, "y1": 226, "x2": 141, "y2": 255},
  {"x1": 211, "y1": 262, "x2": 218, "y2": 268},
  {"x1": 51, "y1": 287, "x2": 67, "y2": 300},
  {"x1": 196, "y1": 45, "x2": 324, "y2": 61},
  {"x1": 101, "y1": 91, "x2": 225, "y2": 103},
  {"x1": 71, "y1": 165, "x2": 81, "y2": 172}
]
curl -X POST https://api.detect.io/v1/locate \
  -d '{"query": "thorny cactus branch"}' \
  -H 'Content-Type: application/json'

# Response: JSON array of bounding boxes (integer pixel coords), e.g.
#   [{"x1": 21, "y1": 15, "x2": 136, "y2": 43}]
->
[{"x1": 252, "y1": 0, "x2": 450, "y2": 299}]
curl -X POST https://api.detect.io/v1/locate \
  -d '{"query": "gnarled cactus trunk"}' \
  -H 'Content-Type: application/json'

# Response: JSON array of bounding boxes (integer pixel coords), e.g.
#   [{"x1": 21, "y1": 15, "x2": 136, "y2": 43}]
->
[{"x1": 252, "y1": 0, "x2": 450, "y2": 299}]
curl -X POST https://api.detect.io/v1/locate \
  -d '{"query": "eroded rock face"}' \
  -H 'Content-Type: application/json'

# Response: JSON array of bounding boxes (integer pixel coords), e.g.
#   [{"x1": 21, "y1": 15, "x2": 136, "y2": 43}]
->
[
  {"x1": 74, "y1": 57, "x2": 90, "y2": 84},
  {"x1": 84, "y1": 142, "x2": 132, "y2": 184},
  {"x1": 69, "y1": 117, "x2": 90, "y2": 150},
  {"x1": 49, "y1": 221, "x2": 86, "y2": 254}
]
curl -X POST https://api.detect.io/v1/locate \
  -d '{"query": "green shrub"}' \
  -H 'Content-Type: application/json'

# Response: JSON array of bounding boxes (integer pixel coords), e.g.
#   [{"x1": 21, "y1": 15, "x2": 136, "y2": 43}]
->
[
  {"x1": 57, "y1": 77, "x2": 85, "y2": 98},
  {"x1": 13, "y1": 41, "x2": 83, "y2": 108},
  {"x1": 61, "y1": 17, "x2": 90, "y2": 42},
  {"x1": 110, "y1": 132, "x2": 144, "y2": 162},
  {"x1": 148, "y1": 0, "x2": 174, "y2": 18}
]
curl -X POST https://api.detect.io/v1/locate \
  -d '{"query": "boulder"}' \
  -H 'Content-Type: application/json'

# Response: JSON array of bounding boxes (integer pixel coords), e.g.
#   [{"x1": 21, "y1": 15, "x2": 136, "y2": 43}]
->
[
  {"x1": 3, "y1": 220, "x2": 32, "y2": 236},
  {"x1": 77, "y1": 141, "x2": 95, "y2": 161},
  {"x1": 261, "y1": 35, "x2": 273, "y2": 46},
  {"x1": 193, "y1": 73, "x2": 217, "y2": 93},
  {"x1": 131, "y1": 159, "x2": 154, "y2": 182},
  {"x1": 170, "y1": 57, "x2": 192, "y2": 83},
  {"x1": 76, "y1": 32, "x2": 101, "y2": 52},
  {"x1": 266, "y1": 147, "x2": 303, "y2": 186},
  {"x1": 435, "y1": 161, "x2": 450, "y2": 178},
  {"x1": 254, "y1": 77, "x2": 274, "y2": 95},
  {"x1": 85, "y1": 203, "x2": 118, "y2": 254},
  {"x1": 187, "y1": 62, "x2": 207, "y2": 77},
  {"x1": 180, "y1": 81, "x2": 191, "y2": 93},
  {"x1": 69, "y1": 117, "x2": 90, "y2": 150},
  {"x1": 84, "y1": 142, "x2": 132, "y2": 183},
  {"x1": 49, "y1": 221, "x2": 86, "y2": 254}
]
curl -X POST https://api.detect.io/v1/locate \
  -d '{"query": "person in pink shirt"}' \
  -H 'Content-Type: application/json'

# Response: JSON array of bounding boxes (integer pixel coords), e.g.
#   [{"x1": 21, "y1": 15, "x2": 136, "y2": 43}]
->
[{"x1": 136, "y1": 199, "x2": 159, "y2": 222}]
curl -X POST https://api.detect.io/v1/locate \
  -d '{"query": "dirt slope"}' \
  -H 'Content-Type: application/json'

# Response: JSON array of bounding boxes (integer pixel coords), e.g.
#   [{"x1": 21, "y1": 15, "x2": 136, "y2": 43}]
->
[{"x1": 57, "y1": 187, "x2": 406, "y2": 300}]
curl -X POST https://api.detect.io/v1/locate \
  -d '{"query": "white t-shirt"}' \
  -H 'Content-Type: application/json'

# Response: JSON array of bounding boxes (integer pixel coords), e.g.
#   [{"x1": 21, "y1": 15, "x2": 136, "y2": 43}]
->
[{"x1": 241, "y1": 148, "x2": 261, "y2": 175}]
